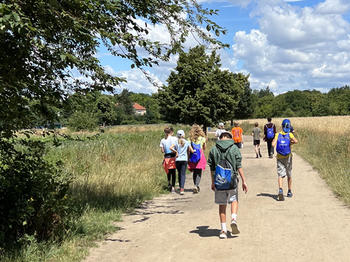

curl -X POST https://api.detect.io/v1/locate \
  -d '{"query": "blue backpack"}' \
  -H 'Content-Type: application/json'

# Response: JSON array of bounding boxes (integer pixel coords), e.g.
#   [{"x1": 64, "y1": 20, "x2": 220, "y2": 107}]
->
[
  {"x1": 276, "y1": 133, "x2": 291, "y2": 156},
  {"x1": 266, "y1": 125, "x2": 275, "y2": 139},
  {"x1": 189, "y1": 142, "x2": 201, "y2": 163},
  {"x1": 214, "y1": 146, "x2": 237, "y2": 190}
]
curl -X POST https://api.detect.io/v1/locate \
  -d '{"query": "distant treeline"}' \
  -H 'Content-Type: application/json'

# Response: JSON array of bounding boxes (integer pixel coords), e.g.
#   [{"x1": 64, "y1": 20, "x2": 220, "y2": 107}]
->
[
  {"x1": 251, "y1": 86, "x2": 350, "y2": 118},
  {"x1": 27, "y1": 85, "x2": 349, "y2": 131}
]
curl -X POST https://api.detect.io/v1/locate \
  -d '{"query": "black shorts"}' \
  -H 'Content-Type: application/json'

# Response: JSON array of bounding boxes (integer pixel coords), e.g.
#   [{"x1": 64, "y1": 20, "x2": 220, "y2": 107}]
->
[{"x1": 253, "y1": 140, "x2": 260, "y2": 146}]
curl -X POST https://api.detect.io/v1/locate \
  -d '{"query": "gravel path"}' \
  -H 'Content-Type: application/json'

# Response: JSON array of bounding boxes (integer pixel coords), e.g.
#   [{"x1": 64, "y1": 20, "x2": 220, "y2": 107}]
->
[{"x1": 84, "y1": 135, "x2": 350, "y2": 262}]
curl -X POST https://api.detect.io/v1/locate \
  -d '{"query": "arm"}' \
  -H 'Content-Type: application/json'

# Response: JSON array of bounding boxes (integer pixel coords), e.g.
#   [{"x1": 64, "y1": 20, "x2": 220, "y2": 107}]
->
[
  {"x1": 238, "y1": 168, "x2": 248, "y2": 193},
  {"x1": 272, "y1": 137, "x2": 277, "y2": 148},
  {"x1": 188, "y1": 144, "x2": 195, "y2": 154},
  {"x1": 170, "y1": 144, "x2": 176, "y2": 153},
  {"x1": 211, "y1": 171, "x2": 215, "y2": 191}
]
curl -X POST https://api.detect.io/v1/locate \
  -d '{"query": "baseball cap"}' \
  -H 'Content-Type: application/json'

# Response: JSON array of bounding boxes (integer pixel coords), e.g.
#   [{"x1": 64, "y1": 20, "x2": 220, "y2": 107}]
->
[
  {"x1": 177, "y1": 130, "x2": 185, "y2": 137},
  {"x1": 282, "y1": 119, "x2": 291, "y2": 133},
  {"x1": 219, "y1": 122, "x2": 224, "y2": 127}
]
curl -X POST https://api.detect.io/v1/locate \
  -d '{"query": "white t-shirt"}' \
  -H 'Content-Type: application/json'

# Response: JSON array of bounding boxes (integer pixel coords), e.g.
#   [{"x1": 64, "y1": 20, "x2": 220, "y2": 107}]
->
[
  {"x1": 160, "y1": 136, "x2": 177, "y2": 154},
  {"x1": 215, "y1": 129, "x2": 226, "y2": 140}
]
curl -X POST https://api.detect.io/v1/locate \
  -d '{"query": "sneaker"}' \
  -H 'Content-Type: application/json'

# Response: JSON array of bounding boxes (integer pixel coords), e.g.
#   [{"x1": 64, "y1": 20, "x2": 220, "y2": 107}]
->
[
  {"x1": 287, "y1": 190, "x2": 293, "y2": 197},
  {"x1": 197, "y1": 186, "x2": 200, "y2": 193},
  {"x1": 230, "y1": 219, "x2": 240, "y2": 234},
  {"x1": 256, "y1": 155, "x2": 259, "y2": 158},
  {"x1": 193, "y1": 187, "x2": 198, "y2": 194},
  {"x1": 269, "y1": 155, "x2": 273, "y2": 159},
  {"x1": 259, "y1": 152, "x2": 262, "y2": 158},
  {"x1": 278, "y1": 188, "x2": 284, "y2": 201},
  {"x1": 180, "y1": 188, "x2": 184, "y2": 195},
  {"x1": 171, "y1": 187, "x2": 175, "y2": 193},
  {"x1": 219, "y1": 230, "x2": 227, "y2": 239}
]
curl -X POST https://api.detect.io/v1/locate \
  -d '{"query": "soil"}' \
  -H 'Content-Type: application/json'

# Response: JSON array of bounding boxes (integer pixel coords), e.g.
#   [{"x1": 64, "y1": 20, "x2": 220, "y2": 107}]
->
[{"x1": 84, "y1": 135, "x2": 350, "y2": 262}]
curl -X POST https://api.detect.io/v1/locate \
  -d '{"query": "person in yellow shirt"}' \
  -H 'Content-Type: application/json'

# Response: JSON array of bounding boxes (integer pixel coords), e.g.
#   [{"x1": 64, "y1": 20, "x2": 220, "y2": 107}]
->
[{"x1": 272, "y1": 119, "x2": 298, "y2": 201}]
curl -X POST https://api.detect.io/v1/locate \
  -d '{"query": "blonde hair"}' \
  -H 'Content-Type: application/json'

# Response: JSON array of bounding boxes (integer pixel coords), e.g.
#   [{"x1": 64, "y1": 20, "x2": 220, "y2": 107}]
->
[
  {"x1": 189, "y1": 124, "x2": 205, "y2": 142},
  {"x1": 234, "y1": 121, "x2": 239, "y2": 127},
  {"x1": 178, "y1": 137, "x2": 185, "y2": 147}
]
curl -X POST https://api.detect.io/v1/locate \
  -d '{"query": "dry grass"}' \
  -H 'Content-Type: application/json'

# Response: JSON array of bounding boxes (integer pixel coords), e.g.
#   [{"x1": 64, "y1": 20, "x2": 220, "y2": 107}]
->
[
  {"x1": 242, "y1": 116, "x2": 350, "y2": 205},
  {"x1": 243, "y1": 115, "x2": 350, "y2": 135}
]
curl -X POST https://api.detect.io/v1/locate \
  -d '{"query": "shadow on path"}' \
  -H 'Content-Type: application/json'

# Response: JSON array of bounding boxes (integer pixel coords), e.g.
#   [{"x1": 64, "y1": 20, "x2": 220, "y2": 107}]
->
[
  {"x1": 190, "y1": 226, "x2": 238, "y2": 239},
  {"x1": 257, "y1": 192, "x2": 278, "y2": 201}
]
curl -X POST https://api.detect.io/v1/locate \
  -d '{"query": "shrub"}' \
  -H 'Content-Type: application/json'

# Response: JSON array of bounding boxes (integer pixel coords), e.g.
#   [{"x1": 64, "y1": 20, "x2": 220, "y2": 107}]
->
[
  {"x1": 67, "y1": 111, "x2": 99, "y2": 131},
  {"x1": 0, "y1": 138, "x2": 72, "y2": 247}
]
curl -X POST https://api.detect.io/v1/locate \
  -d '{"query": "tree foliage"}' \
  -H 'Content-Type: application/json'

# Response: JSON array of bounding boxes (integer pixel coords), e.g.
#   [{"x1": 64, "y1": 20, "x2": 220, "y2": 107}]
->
[
  {"x1": 157, "y1": 45, "x2": 247, "y2": 127},
  {"x1": 0, "y1": 0, "x2": 226, "y2": 136},
  {"x1": 252, "y1": 86, "x2": 350, "y2": 118}
]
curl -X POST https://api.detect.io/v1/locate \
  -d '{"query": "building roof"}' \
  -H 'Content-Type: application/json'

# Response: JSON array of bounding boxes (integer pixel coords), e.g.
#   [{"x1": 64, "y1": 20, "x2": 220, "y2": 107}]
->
[{"x1": 133, "y1": 103, "x2": 146, "y2": 110}]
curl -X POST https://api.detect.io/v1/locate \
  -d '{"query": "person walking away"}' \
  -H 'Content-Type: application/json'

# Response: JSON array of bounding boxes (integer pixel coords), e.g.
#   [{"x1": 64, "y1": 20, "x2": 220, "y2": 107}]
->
[
  {"x1": 215, "y1": 122, "x2": 226, "y2": 140},
  {"x1": 208, "y1": 131, "x2": 248, "y2": 239},
  {"x1": 272, "y1": 119, "x2": 298, "y2": 201},
  {"x1": 252, "y1": 122, "x2": 262, "y2": 158},
  {"x1": 188, "y1": 124, "x2": 207, "y2": 193},
  {"x1": 160, "y1": 127, "x2": 177, "y2": 192},
  {"x1": 264, "y1": 117, "x2": 276, "y2": 158},
  {"x1": 231, "y1": 121, "x2": 243, "y2": 149},
  {"x1": 170, "y1": 130, "x2": 194, "y2": 195}
]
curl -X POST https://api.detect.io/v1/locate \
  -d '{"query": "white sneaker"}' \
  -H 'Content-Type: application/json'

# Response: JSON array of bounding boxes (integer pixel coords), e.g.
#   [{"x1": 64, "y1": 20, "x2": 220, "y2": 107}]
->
[
  {"x1": 219, "y1": 230, "x2": 227, "y2": 239},
  {"x1": 193, "y1": 187, "x2": 198, "y2": 193},
  {"x1": 230, "y1": 219, "x2": 240, "y2": 234}
]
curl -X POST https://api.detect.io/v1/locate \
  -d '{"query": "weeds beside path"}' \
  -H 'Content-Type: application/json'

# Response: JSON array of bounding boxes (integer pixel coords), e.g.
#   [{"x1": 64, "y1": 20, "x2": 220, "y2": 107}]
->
[{"x1": 84, "y1": 135, "x2": 350, "y2": 262}]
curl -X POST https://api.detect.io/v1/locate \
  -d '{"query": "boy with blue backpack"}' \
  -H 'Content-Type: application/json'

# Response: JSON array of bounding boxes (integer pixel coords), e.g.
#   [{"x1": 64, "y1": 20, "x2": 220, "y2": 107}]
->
[
  {"x1": 208, "y1": 131, "x2": 248, "y2": 239},
  {"x1": 272, "y1": 119, "x2": 298, "y2": 201}
]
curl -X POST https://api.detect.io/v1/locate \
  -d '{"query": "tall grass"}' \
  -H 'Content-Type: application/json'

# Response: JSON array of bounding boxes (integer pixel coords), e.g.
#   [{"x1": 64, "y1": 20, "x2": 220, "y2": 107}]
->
[{"x1": 1, "y1": 126, "x2": 172, "y2": 262}]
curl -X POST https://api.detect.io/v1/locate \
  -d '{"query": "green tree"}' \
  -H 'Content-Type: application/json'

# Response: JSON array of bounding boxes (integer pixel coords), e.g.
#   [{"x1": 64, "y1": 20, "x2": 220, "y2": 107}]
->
[
  {"x1": 0, "y1": 0, "x2": 226, "y2": 136},
  {"x1": 158, "y1": 46, "x2": 245, "y2": 129},
  {"x1": 233, "y1": 75, "x2": 253, "y2": 119}
]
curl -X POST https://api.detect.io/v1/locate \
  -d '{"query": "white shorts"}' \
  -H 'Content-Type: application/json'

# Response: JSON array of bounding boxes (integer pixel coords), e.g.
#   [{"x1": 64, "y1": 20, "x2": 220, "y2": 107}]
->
[{"x1": 215, "y1": 188, "x2": 238, "y2": 205}]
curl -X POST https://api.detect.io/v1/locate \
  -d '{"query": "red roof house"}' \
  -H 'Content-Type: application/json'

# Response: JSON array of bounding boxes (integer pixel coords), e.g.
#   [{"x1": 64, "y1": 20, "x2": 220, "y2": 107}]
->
[{"x1": 133, "y1": 103, "x2": 146, "y2": 115}]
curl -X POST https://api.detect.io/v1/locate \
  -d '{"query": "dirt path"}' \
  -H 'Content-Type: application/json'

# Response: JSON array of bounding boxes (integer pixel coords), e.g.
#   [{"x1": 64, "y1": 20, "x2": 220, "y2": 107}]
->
[{"x1": 84, "y1": 136, "x2": 350, "y2": 262}]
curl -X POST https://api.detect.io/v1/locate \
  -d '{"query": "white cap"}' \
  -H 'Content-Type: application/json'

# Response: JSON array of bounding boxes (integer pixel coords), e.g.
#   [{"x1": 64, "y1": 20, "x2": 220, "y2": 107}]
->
[
  {"x1": 219, "y1": 122, "x2": 224, "y2": 127},
  {"x1": 177, "y1": 130, "x2": 185, "y2": 137}
]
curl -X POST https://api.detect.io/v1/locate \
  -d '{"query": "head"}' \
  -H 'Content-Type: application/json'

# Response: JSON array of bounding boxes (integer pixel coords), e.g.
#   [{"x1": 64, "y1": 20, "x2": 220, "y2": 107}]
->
[
  {"x1": 164, "y1": 127, "x2": 172, "y2": 138},
  {"x1": 267, "y1": 117, "x2": 272, "y2": 122},
  {"x1": 176, "y1": 130, "x2": 185, "y2": 139},
  {"x1": 189, "y1": 124, "x2": 205, "y2": 142},
  {"x1": 282, "y1": 119, "x2": 291, "y2": 133},
  {"x1": 219, "y1": 122, "x2": 224, "y2": 129},
  {"x1": 177, "y1": 130, "x2": 185, "y2": 146},
  {"x1": 233, "y1": 121, "x2": 239, "y2": 127},
  {"x1": 219, "y1": 131, "x2": 233, "y2": 140},
  {"x1": 255, "y1": 122, "x2": 259, "y2": 127}
]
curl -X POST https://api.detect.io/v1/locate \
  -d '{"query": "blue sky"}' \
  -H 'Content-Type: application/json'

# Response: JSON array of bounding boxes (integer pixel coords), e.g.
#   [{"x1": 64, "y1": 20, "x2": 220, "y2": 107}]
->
[{"x1": 97, "y1": 0, "x2": 350, "y2": 94}]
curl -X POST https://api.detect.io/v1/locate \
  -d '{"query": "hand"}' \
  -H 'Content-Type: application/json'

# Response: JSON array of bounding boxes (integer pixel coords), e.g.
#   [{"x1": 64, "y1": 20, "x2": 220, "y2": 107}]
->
[
  {"x1": 242, "y1": 182, "x2": 248, "y2": 193},
  {"x1": 211, "y1": 183, "x2": 215, "y2": 191}
]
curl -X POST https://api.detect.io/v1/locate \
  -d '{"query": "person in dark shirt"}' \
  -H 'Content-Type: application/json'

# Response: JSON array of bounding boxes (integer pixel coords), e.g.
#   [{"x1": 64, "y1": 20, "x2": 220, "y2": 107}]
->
[{"x1": 263, "y1": 117, "x2": 276, "y2": 158}]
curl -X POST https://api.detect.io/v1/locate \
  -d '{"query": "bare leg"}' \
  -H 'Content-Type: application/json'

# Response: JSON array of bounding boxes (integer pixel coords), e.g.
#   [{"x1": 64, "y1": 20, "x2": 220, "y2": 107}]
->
[
  {"x1": 231, "y1": 201, "x2": 238, "y2": 215},
  {"x1": 219, "y1": 205, "x2": 226, "y2": 223},
  {"x1": 278, "y1": 176, "x2": 283, "y2": 189},
  {"x1": 288, "y1": 176, "x2": 292, "y2": 191}
]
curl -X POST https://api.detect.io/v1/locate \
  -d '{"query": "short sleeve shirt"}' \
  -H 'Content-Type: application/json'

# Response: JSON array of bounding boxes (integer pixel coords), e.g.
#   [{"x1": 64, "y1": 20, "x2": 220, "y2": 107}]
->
[
  {"x1": 160, "y1": 136, "x2": 177, "y2": 154},
  {"x1": 274, "y1": 132, "x2": 295, "y2": 159},
  {"x1": 252, "y1": 127, "x2": 261, "y2": 140},
  {"x1": 190, "y1": 136, "x2": 206, "y2": 148},
  {"x1": 174, "y1": 139, "x2": 190, "y2": 161}
]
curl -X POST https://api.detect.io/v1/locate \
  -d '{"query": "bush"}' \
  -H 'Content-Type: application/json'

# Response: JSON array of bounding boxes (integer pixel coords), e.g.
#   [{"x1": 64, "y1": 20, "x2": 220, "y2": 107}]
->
[
  {"x1": 67, "y1": 111, "x2": 99, "y2": 131},
  {"x1": 0, "y1": 138, "x2": 72, "y2": 247}
]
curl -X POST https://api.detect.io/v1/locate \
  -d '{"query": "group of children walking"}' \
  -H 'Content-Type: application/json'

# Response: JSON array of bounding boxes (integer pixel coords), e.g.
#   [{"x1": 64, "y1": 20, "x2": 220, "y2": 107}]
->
[
  {"x1": 160, "y1": 124, "x2": 207, "y2": 195},
  {"x1": 160, "y1": 118, "x2": 298, "y2": 239}
]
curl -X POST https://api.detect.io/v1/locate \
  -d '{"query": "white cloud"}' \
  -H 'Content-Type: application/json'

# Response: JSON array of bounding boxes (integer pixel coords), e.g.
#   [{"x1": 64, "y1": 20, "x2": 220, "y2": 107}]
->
[
  {"x1": 230, "y1": 0, "x2": 350, "y2": 93},
  {"x1": 316, "y1": 0, "x2": 350, "y2": 14}
]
